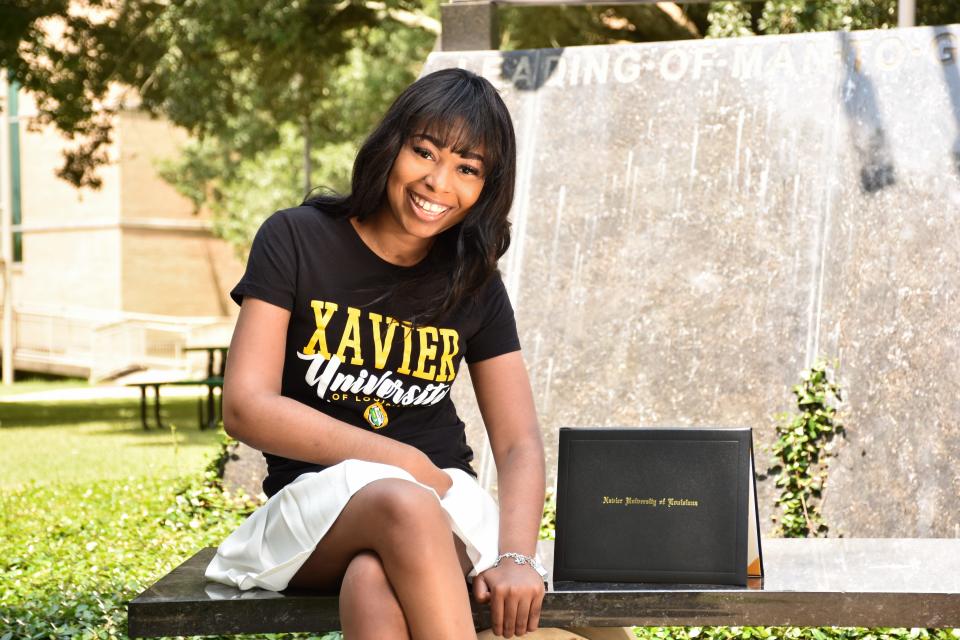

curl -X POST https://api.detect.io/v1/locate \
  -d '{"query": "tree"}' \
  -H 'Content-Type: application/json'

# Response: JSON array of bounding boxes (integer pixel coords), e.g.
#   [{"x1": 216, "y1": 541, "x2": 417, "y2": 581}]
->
[
  {"x1": 496, "y1": 1, "x2": 960, "y2": 49},
  {"x1": 705, "y1": 0, "x2": 960, "y2": 38},
  {"x1": 0, "y1": 0, "x2": 437, "y2": 190},
  {"x1": 499, "y1": 3, "x2": 707, "y2": 49},
  {"x1": 2, "y1": 0, "x2": 171, "y2": 187},
  {"x1": 158, "y1": 13, "x2": 436, "y2": 255}
]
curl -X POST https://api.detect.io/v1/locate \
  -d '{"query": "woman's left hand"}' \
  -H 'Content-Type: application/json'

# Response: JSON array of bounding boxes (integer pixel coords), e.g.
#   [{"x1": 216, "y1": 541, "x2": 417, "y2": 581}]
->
[{"x1": 473, "y1": 560, "x2": 545, "y2": 638}]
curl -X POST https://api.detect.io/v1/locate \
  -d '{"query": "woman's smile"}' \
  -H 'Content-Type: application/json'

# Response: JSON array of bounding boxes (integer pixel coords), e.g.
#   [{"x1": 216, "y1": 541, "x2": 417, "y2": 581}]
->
[{"x1": 408, "y1": 190, "x2": 453, "y2": 221}]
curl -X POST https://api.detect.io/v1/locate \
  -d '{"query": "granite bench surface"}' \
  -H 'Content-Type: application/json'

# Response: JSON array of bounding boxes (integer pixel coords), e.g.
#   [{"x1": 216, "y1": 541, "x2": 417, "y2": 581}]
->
[{"x1": 128, "y1": 538, "x2": 960, "y2": 637}]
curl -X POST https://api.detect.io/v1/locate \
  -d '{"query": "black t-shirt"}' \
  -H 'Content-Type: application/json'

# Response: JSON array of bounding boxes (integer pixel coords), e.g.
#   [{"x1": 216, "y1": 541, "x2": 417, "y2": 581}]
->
[{"x1": 230, "y1": 206, "x2": 521, "y2": 497}]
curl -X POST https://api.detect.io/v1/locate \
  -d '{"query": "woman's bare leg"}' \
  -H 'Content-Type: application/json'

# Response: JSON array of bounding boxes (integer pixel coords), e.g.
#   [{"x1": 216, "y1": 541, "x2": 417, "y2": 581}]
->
[
  {"x1": 289, "y1": 478, "x2": 477, "y2": 640},
  {"x1": 338, "y1": 539, "x2": 472, "y2": 639},
  {"x1": 339, "y1": 551, "x2": 411, "y2": 640}
]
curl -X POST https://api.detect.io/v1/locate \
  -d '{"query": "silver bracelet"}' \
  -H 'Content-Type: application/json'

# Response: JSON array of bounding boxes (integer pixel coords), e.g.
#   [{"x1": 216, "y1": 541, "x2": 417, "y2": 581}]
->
[{"x1": 494, "y1": 552, "x2": 548, "y2": 579}]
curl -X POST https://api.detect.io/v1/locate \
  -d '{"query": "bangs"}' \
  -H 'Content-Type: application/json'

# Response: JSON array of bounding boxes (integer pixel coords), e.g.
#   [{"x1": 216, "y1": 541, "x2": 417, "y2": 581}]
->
[
  {"x1": 402, "y1": 79, "x2": 506, "y2": 170},
  {"x1": 413, "y1": 119, "x2": 488, "y2": 161}
]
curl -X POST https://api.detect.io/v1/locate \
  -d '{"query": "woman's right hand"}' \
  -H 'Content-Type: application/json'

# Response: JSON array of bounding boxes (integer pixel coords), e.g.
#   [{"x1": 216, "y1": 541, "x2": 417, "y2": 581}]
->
[{"x1": 408, "y1": 451, "x2": 453, "y2": 498}]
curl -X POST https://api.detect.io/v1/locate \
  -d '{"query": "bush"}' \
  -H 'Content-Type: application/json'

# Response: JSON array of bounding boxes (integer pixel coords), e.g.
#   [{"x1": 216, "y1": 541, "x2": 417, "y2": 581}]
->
[
  {"x1": 0, "y1": 475, "x2": 252, "y2": 639},
  {"x1": 0, "y1": 438, "x2": 345, "y2": 640}
]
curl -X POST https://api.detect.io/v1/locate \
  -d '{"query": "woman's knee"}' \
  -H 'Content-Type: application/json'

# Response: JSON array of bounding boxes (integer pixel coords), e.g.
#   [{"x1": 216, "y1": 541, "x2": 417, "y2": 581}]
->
[{"x1": 359, "y1": 479, "x2": 450, "y2": 540}]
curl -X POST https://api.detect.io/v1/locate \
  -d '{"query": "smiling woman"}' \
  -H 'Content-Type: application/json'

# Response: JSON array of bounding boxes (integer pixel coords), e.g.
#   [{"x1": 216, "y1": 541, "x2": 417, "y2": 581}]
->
[
  {"x1": 353, "y1": 130, "x2": 486, "y2": 265},
  {"x1": 308, "y1": 67, "x2": 518, "y2": 327},
  {"x1": 202, "y1": 69, "x2": 547, "y2": 640}
]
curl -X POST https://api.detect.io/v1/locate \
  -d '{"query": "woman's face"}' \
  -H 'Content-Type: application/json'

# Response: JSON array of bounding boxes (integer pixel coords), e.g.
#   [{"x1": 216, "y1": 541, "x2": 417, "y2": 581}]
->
[{"x1": 381, "y1": 132, "x2": 486, "y2": 241}]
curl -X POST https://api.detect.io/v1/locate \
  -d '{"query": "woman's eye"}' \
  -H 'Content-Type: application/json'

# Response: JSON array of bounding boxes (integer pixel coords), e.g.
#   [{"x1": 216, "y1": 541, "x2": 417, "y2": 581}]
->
[
  {"x1": 413, "y1": 146, "x2": 433, "y2": 160},
  {"x1": 459, "y1": 165, "x2": 481, "y2": 177}
]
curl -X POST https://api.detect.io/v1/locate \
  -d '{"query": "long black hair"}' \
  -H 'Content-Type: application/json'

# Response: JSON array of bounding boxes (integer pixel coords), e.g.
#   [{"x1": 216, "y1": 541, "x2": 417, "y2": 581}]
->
[{"x1": 303, "y1": 67, "x2": 517, "y2": 325}]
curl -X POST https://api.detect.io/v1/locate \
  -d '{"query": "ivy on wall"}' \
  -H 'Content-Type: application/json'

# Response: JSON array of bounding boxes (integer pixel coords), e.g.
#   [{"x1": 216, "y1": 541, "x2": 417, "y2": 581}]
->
[{"x1": 770, "y1": 359, "x2": 845, "y2": 538}]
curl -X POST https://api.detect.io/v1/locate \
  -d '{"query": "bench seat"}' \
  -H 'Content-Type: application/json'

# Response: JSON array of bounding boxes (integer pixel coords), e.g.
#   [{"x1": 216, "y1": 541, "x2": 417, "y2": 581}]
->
[{"x1": 127, "y1": 538, "x2": 960, "y2": 637}]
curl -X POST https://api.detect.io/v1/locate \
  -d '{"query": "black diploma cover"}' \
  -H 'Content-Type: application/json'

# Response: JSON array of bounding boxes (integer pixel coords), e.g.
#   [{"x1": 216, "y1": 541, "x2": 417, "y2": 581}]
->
[{"x1": 554, "y1": 427, "x2": 764, "y2": 586}]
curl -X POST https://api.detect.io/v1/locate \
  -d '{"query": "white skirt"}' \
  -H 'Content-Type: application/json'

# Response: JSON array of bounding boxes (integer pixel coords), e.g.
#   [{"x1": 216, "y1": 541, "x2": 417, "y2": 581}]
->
[{"x1": 204, "y1": 459, "x2": 501, "y2": 591}]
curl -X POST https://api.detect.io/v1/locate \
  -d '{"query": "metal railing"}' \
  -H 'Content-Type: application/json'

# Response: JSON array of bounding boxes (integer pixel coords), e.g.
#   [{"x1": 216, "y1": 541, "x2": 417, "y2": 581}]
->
[{"x1": 8, "y1": 306, "x2": 224, "y2": 380}]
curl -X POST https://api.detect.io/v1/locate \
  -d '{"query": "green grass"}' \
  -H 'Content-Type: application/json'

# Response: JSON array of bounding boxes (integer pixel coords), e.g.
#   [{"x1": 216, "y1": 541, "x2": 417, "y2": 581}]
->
[
  {"x1": 0, "y1": 386, "x2": 229, "y2": 639},
  {"x1": 0, "y1": 387, "x2": 342, "y2": 639},
  {"x1": 0, "y1": 474, "x2": 256, "y2": 639},
  {"x1": 0, "y1": 376, "x2": 90, "y2": 398},
  {"x1": 0, "y1": 397, "x2": 222, "y2": 488}
]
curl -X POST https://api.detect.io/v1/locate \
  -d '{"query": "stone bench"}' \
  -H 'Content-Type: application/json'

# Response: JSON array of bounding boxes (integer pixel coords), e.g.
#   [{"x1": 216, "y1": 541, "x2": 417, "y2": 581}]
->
[{"x1": 127, "y1": 538, "x2": 960, "y2": 637}]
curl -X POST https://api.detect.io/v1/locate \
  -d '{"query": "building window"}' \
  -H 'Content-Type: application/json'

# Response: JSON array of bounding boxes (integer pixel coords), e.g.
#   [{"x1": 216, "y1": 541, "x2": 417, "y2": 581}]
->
[{"x1": 6, "y1": 71, "x2": 20, "y2": 264}]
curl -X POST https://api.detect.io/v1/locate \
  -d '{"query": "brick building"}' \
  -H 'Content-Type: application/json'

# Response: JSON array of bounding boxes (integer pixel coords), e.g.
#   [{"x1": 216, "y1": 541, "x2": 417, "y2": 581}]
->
[{"x1": 1, "y1": 78, "x2": 243, "y2": 380}]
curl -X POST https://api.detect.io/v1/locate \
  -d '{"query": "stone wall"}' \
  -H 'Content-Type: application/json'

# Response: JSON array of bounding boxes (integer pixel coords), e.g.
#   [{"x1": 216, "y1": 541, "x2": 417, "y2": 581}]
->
[{"x1": 428, "y1": 25, "x2": 960, "y2": 538}]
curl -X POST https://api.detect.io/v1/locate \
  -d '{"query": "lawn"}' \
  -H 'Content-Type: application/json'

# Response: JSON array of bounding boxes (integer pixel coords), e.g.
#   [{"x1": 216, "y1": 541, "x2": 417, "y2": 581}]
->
[
  {"x1": 0, "y1": 396, "x2": 221, "y2": 487},
  {"x1": 0, "y1": 376, "x2": 91, "y2": 398},
  {"x1": 0, "y1": 384, "x2": 343, "y2": 639},
  {"x1": 0, "y1": 383, "x2": 248, "y2": 639}
]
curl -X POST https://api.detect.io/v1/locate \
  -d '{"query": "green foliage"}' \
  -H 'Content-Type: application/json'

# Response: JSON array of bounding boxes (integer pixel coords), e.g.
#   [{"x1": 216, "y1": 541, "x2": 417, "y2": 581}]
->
[
  {"x1": 770, "y1": 359, "x2": 844, "y2": 538},
  {"x1": 632, "y1": 627, "x2": 960, "y2": 639},
  {"x1": 0, "y1": 469, "x2": 342, "y2": 640},
  {"x1": 0, "y1": 0, "x2": 437, "y2": 191},
  {"x1": 706, "y1": 3, "x2": 756, "y2": 38},
  {"x1": 0, "y1": 0, "x2": 170, "y2": 188},
  {"x1": 0, "y1": 475, "x2": 248, "y2": 639},
  {"x1": 500, "y1": 4, "x2": 705, "y2": 49},
  {"x1": 0, "y1": 423, "x2": 335, "y2": 640},
  {"x1": 158, "y1": 123, "x2": 356, "y2": 257},
  {"x1": 156, "y1": 6, "x2": 435, "y2": 253},
  {"x1": 706, "y1": 0, "x2": 960, "y2": 39},
  {"x1": 539, "y1": 488, "x2": 556, "y2": 541},
  {"x1": 162, "y1": 452, "x2": 260, "y2": 535},
  {"x1": 203, "y1": 426, "x2": 240, "y2": 485}
]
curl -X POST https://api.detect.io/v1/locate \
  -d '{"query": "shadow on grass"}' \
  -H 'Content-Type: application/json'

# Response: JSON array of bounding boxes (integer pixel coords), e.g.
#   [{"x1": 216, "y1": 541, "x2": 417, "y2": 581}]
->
[
  {"x1": 128, "y1": 436, "x2": 220, "y2": 448},
  {"x1": 79, "y1": 422, "x2": 219, "y2": 438},
  {"x1": 0, "y1": 397, "x2": 203, "y2": 430}
]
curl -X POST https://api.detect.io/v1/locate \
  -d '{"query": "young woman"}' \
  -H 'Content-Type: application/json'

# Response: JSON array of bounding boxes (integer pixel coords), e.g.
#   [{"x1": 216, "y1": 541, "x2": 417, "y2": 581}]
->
[{"x1": 205, "y1": 68, "x2": 547, "y2": 639}]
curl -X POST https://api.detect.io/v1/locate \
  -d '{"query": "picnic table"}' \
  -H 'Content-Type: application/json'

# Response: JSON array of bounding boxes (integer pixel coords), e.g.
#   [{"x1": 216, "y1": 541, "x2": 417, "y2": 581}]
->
[
  {"x1": 185, "y1": 345, "x2": 228, "y2": 430},
  {"x1": 127, "y1": 538, "x2": 960, "y2": 637},
  {"x1": 126, "y1": 345, "x2": 228, "y2": 431},
  {"x1": 185, "y1": 345, "x2": 228, "y2": 379}
]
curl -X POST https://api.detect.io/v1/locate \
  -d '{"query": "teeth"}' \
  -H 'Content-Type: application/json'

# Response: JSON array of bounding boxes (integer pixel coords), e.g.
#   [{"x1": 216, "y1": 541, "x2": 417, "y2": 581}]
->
[{"x1": 411, "y1": 193, "x2": 450, "y2": 215}]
